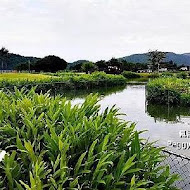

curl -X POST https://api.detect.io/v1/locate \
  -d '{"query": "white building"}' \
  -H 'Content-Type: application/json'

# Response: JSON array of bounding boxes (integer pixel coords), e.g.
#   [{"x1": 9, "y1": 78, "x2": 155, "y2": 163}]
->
[
  {"x1": 180, "y1": 67, "x2": 188, "y2": 71},
  {"x1": 158, "y1": 68, "x2": 168, "y2": 72}
]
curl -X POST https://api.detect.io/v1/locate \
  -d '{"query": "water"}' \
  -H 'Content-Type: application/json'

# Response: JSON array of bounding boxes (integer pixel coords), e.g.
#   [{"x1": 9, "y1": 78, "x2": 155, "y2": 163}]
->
[{"x1": 61, "y1": 84, "x2": 190, "y2": 157}]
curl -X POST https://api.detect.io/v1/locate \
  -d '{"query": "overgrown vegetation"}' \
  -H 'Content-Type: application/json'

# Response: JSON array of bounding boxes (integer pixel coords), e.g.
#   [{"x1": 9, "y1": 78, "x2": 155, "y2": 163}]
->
[
  {"x1": 122, "y1": 71, "x2": 141, "y2": 79},
  {"x1": 0, "y1": 72, "x2": 126, "y2": 90},
  {"x1": 0, "y1": 88, "x2": 179, "y2": 189},
  {"x1": 147, "y1": 77, "x2": 190, "y2": 106}
]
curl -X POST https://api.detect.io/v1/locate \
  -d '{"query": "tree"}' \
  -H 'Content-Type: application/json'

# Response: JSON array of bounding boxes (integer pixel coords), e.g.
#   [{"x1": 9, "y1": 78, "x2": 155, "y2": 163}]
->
[
  {"x1": 95, "y1": 60, "x2": 107, "y2": 71},
  {"x1": 33, "y1": 55, "x2": 67, "y2": 72},
  {"x1": 106, "y1": 58, "x2": 122, "y2": 74},
  {"x1": 148, "y1": 50, "x2": 166, "y2": 72},
  {"x1": 15, "y1": 62, "x2": 31, "y2": 71},
  {"x1": 0, "y1": 47, "x2": 9, "y2": 71},
  {"x1": 82, "y1": 62, "x2": 96, "y2": 74}
]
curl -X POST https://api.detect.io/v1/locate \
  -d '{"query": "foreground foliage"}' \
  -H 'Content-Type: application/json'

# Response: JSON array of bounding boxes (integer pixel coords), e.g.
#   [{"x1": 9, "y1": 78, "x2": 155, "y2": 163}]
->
[
  {"x1": 0, "y1": 88, "x2": 179, "y2": 189},
  {"x1": 147, "y1": 77, "x2": 190, "y2": 106}
]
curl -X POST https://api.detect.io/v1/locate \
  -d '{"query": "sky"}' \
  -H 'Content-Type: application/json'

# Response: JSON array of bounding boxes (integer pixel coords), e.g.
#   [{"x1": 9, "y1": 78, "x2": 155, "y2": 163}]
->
[{"x1": 0, "y1": 0, "x2": 190, "y2": 62}]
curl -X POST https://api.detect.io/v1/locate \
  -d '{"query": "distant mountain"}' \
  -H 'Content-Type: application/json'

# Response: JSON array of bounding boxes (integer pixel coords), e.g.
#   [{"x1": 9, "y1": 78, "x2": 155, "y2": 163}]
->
[
  {"x1": 183, "y1": 53, "x2": 190, "y2": 57},
  {"x1": 120, "y1": 52, "x2": 190, "y2": 66},
  {"x1": 0, "y1": 53, "x2": 39, "y2": 70},
  {"x1": 67, "y1": 60, "x2": 90, "y2": 69}
]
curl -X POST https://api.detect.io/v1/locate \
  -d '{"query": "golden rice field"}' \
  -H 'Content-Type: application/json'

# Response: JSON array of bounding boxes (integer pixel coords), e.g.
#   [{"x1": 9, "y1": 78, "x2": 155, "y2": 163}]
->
[{"x1": 0, "y1": 73, "x2": 53, "y2": 81}]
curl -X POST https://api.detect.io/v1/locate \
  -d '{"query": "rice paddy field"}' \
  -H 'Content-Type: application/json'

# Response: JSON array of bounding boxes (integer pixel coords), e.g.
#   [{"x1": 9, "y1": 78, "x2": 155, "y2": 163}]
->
[{"x1": 0, "y1": 73, "x2": 53, "y2": 80}]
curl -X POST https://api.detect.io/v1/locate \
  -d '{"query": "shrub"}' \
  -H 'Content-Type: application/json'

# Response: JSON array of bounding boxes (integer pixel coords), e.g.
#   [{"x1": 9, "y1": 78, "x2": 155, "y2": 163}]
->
[
  {"x1": 122, "y1": 71, "x2": 140, "y2": 79},
  {"x1": 147, "y1": 77, "x2": 190, "y2": 106},
  {"x1": 0, "y1": 88, "x2": 179, "y2": 189},
  {"x1": 176, "y1": 72, "x2": 189, "y2": 79}
]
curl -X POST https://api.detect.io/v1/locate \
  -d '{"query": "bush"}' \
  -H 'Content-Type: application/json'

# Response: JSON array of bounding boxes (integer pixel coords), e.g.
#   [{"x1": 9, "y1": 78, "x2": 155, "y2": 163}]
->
[
  {"x1": 122, "y1": 71, "x2": 141, "y2": 79},
  {"x1": 176, "y1": 72, "x2": 189, "y2": 79},
  {"x1": 0, "y1": 88, "x2": 179, "y2": 189},
  {"x1": 147, "y1": 77, "x2": 190, "y2": 106}
]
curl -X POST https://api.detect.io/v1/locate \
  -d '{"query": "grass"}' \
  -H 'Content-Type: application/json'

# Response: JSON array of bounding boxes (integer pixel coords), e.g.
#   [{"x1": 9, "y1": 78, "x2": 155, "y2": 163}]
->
[
  {"x1": 0, "y1": 88, "x2": 179, "y2": 189},
  {"x1": 122, "y1": 72, "x2": 160, "y2": 79},
  {"x1": 0, "y1": 73, "x2": 53, "y2": 80},
  {"x1": 147, "y1": 77, "x2": 190, "y2": 106}
]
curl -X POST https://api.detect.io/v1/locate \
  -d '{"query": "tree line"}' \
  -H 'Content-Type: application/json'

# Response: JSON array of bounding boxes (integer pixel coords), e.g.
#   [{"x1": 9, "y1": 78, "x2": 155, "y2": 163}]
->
[{"x1": 0, "y1": 47, "x2": 187, "y2": 73}]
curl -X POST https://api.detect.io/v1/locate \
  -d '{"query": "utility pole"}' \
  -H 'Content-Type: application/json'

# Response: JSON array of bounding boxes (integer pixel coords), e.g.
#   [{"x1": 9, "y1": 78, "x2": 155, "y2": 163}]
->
[
  {"x1": 1, "y1": 61, "x2": 3, "y2": 73},
  {"x1": 157, "y1": 62, "x2": 160, "y2": 72},
  {"x1": 28, "y1": 60, "x2": 31, "y2": 73}
]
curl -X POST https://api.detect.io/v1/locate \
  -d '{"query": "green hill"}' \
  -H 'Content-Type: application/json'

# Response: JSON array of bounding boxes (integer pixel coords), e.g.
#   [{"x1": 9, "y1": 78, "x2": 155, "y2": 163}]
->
[{"x1": 0, "y1": 53, "x2": 39, "y2": 70}]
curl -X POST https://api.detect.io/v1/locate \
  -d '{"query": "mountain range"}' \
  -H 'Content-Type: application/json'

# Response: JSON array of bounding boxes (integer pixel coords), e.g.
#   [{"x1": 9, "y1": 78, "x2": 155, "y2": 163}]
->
[
  {"x1": 120, "y1": 52, "x2": 190, "y2": 65},
  {"x1": 0, "y1": 52, "x2": 190, "y2": 70}
]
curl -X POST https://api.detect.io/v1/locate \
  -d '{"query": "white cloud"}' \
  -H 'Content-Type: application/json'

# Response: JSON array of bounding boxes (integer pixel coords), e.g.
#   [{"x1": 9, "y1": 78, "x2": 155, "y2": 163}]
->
[{"x1": 0, "y1": 0, "x2": 190, "y2": 61}]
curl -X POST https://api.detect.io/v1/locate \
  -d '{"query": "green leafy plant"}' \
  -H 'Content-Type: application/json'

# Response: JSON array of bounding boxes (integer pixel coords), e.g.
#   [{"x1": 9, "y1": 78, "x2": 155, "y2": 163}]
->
[
  {"x1": 147, "y1": 77, "x2": 190, "y2": 106},
  {"x1": 0, "y1": 88, "x2": 179, "y2": 189}
]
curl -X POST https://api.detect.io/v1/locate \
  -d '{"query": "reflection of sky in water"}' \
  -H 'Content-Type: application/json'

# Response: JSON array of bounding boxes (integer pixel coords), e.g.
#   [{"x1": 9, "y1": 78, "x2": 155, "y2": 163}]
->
[{"x1": 71, "y1": 85, "x2": 190, "y2": 157}]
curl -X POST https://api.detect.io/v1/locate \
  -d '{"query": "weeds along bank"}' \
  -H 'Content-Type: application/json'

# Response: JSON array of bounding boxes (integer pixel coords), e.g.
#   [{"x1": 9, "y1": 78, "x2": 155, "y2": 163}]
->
[
  {"x1": 0, "y1": 72, "x2": 126, "y2": 90},
  {"x1": 0, "y1": 88, "x2": 179, "y2": 189},
  {"x1": 147, "y1": 77, "x2": 190, "y2": 106},
  {"x1": 122, "y1": 71, "x2": 190, "y2": 79}
]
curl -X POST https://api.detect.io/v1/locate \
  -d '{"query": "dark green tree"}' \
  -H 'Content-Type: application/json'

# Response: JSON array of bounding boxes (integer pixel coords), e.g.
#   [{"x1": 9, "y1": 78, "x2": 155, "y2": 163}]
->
[
  {"x1": 33, "y1": 55, "x2": 67, "y2": 72},
  {"x1": 148, "y1": 50, "x2": 166, "y2": 72},
  {"x1": 82, "y1": 62, "x2": 97, "y2": 74},
  {"x1": 0, "y1": 47, "x2": 9, "y2": 71},
  {"x1": 95, "y1": 60, "x2": 107, "y2": 71}
]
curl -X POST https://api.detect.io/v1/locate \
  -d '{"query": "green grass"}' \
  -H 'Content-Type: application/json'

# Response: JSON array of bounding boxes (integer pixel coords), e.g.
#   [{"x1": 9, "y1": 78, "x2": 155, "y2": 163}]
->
[
  {"x1": 147, "y1": 77, "x2": 190, "y2": 105},
  {"x1": 122, "y1": 72, "x2": 160, "y2": 79},
  {"x1": 0, "y1": 88, "x2": 179, "y2": 189},
  {"x1": 0, "y1": 73, "x2": 53, "y2": 80}
]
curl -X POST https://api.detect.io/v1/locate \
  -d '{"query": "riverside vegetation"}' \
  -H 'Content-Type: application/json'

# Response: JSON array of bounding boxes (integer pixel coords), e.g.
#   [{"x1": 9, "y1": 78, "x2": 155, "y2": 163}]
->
[
  {"x1": 147, "y1": 77, "x2": 190, "y2": 106},
  {"x1": 0, "y1": 72, "x2": 126, "y2": 90},
  {"x1": 0, "y1": 88, "x2": 179, "y2": 190}
]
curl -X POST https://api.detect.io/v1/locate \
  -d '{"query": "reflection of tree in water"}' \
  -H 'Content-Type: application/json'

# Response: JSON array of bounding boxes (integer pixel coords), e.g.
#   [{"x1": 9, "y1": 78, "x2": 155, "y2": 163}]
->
[
  {"x1": 52, "y1": 85, "x2": 127, "y2": 99},
  {"x1": 146, "y1": 103, "x2": 190, "y2": 123}
]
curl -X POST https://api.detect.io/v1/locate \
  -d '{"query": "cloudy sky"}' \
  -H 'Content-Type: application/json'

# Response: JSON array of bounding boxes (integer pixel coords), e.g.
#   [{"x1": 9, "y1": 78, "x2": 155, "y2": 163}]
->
[{"x1": 0, "y1": 0, "x2": 190, "y2": 62}]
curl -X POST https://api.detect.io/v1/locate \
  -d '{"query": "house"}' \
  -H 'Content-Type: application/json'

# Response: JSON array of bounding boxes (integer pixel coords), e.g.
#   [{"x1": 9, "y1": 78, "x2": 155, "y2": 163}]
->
[
  {"x1": 158, "y1": 68, "x2": 168, "y2": 72},
  {"x1": 137, "y1": 69, "x2": 152, "y2": 73},
  {"x1": 179, "y1": 66, "x2": 189, "y2": 71}
]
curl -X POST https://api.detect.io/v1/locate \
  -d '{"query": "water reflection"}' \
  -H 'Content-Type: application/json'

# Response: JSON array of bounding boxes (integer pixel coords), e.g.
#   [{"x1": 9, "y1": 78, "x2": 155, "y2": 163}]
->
[
  {"x1": 53, "y1": 85, "x2": 126, "y2": 99},
  {"x1": 146, "y1": 103, "x2": 190, "y2": 123}
]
